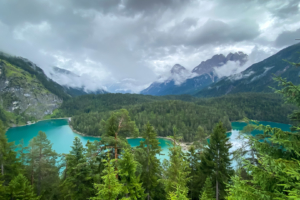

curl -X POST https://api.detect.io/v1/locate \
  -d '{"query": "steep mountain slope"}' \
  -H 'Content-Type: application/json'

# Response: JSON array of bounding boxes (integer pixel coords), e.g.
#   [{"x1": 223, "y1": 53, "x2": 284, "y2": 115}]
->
[
  {"x1": 195, "y1": 43, "x2": 300, "y2": 97},
  {"x1": 141, "y1": 52, "x2": 248, "y2": 96},
  {"x1": 0, "y1": 54, "x2": 66, "y2": 120}
]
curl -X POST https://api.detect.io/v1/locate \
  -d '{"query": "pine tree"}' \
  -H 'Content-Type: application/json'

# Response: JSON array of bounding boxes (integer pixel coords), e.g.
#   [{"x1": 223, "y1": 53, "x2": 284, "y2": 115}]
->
[
  {"x1": 8, "y1": 174, "x2": 39, "y2": 200},
  {"x1": 193, "y1": 126, "x2": 208, "y2": 150},
  {"x1": 100, "y1": 109, "x2": 139, "y2": 175},
  {"x1": 0, "y1": 175, "x2": 7, "y2": 199},
  {"x1": 0, "y1": 120, "x2": 21, "y2": 184},
  {"x1": 200, "y1": 177, "x2": 215, "y2": 200},
  {"x1": 118, "y1": 148, "x2": 145, "y2": 199},
  {"x1": 168, "y1": 185, "x2": 189, "y2": 200},
  {"x1": 135, "y1": 122, "x2": 162, "y2": 200},
  {"x1": 60, "y1": 137, "x2": 94, "y2": 199},
  {"x1": 163, "y1": 146, "x2": 190, "y2": 199},
  {"x1": 186, "y1": 145, "x2": 203, "y2": 200},
  {"x1": 85, "y1": 140, "x2": 106, "y2": 184},
  {"x1": 17, "y1": 139, "x2": 28, "y2": 166},
  {"x1": 91, "y1": 155, "x2": 123, "y2": 200},
  {"x1": 200, "y1": 122, "x2": 232, "y2": 200},
  {"x1": 27, "y1": 131, "x2": 59, "y2": 199}
]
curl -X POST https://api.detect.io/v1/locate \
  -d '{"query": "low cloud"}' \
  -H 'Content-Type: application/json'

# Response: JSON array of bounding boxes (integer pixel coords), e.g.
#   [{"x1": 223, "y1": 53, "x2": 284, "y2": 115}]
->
[{"x1": 214, "y1": 45, "x2": 277, "y2": 78}]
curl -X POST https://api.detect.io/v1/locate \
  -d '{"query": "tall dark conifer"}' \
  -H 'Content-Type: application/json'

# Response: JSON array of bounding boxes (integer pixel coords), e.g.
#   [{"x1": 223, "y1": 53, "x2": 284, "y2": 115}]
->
[
  {"x1": 60, "y1": 137, "x2": 94, "y2": 199},
  {"x1": 27, "y1": 131, "x2": 60, "y2": 199},
  {"x1": 200, "y1": 122, "x2": 232, "y2": 200},
  {"x1": 135, "y1": 122, "x2": 162, "y2": 200},
  {"x1": 0, "y1": 120, "x2": 20, "y2": 185}
]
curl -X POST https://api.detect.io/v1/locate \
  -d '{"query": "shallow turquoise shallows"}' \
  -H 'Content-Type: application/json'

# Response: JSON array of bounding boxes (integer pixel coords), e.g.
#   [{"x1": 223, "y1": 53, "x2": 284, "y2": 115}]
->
[{"x1": 5, "y1": 119, "x2": 172, "y2": 161}]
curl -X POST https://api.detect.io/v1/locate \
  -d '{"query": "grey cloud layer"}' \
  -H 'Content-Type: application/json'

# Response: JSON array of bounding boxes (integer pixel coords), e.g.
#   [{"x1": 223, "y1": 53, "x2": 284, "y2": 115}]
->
[{"x1": 0, "y1": 0, "x2": 299, "y2": 93}]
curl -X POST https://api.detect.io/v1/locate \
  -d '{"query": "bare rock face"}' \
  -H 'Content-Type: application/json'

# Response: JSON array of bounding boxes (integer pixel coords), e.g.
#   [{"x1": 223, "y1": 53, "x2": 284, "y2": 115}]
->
[
  {"x1": 192, "y1": 52, "x2": 248, "y2": 75},
  {"x1": 0, "y1": 60, "x2": 62, "y2": 119}
]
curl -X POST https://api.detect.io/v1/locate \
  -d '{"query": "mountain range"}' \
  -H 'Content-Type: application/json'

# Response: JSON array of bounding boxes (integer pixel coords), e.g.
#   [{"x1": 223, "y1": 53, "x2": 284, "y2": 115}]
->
[
  {"x1": 141, "y1": 52, "x2": 248, "y2": 96},
  {"x1": 1, "y1": 42, "x2": 300, "y2": 121},
  {"x1": 195, "y1": 43, "x2": 300, "y2": 97}
]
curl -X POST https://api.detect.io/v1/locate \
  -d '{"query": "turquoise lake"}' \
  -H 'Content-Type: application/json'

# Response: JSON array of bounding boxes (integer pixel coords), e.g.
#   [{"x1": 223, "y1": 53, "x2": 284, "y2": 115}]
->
[
  {"x1": 5, "y1": 119, "x2": 292, "y2": 162},
  {"x1": 5, "y1": 119, "x2": 172, "y2": 161}
]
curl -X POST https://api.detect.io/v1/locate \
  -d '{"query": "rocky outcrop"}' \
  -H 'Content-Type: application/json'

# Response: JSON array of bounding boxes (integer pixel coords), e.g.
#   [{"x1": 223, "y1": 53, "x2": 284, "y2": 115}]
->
[
  {"x1": 192, "y1": 52, "x2": 248, "y2": 75},
  {"x1": 0, "y1": 60, "x2": 62, "y2": 119}
]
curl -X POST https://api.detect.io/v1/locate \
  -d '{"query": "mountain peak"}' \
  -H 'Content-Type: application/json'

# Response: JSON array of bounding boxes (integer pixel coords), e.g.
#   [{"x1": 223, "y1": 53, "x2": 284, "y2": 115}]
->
[
  {"x1": 171, "y1": 64, "x2": 188, "y2": 75},
  {"x1": 226, "y1": 52, "x2": 248, "y2": 65},
  {"x1": 192, "y1": 52, "x2": 248, "y2": 75}
]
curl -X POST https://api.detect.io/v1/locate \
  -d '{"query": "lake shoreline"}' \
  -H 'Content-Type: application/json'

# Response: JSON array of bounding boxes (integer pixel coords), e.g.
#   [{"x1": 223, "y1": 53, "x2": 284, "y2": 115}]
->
[
  {"x1": 9, "y1": 117, "x2": 70, "y2": 128},
  {"x1": 69, "y1": 124, "x2": 101, "y2": 138},
  {"x1": 126, "y1": 136, "x2": 193, "y2": 151}
]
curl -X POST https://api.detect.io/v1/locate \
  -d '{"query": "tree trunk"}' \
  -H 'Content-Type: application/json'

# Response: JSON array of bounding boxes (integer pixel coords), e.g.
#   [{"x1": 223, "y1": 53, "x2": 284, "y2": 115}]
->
[
  {"x1": 216, "y1": 178, "x2": 219, "y2": 200},
  {"x1": 115, "y1": 135, "x2": 118, "y2": 179},
  {"x1": 38, "y1": 147, "x2": 42, "y2": 196},
  {"x1": 1, "y1": 163, "x2": 3, "y2": 176},
  {"x1": 31, "y1": 148, "x2": 34, "y2": 185},
  {"x1": 216, "y1": 149, "x2": 219, "y2": 200}
]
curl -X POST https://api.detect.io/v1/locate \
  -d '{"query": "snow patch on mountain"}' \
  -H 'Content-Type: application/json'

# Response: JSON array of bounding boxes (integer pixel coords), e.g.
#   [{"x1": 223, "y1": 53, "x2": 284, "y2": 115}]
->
[{"x1": 250, "y1": 67, "x2": 274, "y2": 82}]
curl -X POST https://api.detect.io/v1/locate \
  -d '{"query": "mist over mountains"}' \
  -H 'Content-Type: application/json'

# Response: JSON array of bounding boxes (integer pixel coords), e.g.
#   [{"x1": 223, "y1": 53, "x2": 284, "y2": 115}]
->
[{"x1": 140, "y1": 52, "x2": 249, "y2": 96}]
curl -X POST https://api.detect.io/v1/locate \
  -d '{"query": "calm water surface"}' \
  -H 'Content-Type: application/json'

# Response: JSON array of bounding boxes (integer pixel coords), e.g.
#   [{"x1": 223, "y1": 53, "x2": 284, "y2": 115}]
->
[
  {"x1": 5, "y1": 119, "x2": 292, "y2": 163},
  {"x1": 5, "y1": 119, "x2": 172, "y2": 161}
]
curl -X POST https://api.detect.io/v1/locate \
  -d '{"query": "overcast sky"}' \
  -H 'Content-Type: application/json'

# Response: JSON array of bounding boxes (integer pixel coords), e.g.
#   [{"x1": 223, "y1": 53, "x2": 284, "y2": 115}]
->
[{"x1": 0, "y1": 0, "x2": 299, "y2": 93}]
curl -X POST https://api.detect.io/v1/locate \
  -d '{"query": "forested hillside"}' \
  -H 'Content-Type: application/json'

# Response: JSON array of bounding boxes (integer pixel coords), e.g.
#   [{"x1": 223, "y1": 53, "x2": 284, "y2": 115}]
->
[
  {"x1": 68, "y1": 93, "x2": 294, "y2": 142},
  {"x1": 53, "y1": 93, "x2": 197, "y2": 117}
]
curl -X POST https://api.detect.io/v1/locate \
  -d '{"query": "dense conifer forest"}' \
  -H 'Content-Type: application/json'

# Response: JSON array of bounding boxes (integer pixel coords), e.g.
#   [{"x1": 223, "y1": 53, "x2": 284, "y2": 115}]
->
[{"x1": 67, "y1": 93, "x2": 294, "y2": 142}]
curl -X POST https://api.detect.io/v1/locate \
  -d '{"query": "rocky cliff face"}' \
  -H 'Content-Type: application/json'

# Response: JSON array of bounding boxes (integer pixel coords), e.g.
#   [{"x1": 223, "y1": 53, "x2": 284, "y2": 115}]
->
[
  {"x1": 0, "y1": 60, "x2": 62, "y2": 120},
  {"x1": 192, "y1": 52, "x2": 248, "y2": 75}
]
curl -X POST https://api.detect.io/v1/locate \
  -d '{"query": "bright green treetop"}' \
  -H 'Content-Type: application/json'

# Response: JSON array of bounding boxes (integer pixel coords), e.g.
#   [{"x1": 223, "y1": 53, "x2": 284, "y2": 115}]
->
[
  {"x1": 118, "y1": 148, "x2": 145, "y2": 200},
  {"x1": 91, "y1": 156, "x2": 123, "y2": 200},
  {"x1": 200, "y1": 177, "x2": 215, "y2": 200},
  {"x1": 162, "y1": 145, "x2": 190, "y2": 199},
  {"x1": 8, "y1": 174, "x2": 39, "y2": 200}
]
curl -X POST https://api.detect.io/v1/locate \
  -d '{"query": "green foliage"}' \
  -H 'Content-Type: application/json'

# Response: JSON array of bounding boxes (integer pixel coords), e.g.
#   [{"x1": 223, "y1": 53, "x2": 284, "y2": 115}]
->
[
  {"x1": 200, "y1": 122, "x2": 232, "y2": 199},
  {"x1": 200, "y1": 177, "x2": 215, "y2": 200},
  {"x1": 27, "y1": 131, "x2": 60, "y2": 199},
  {"x1": 70, "y1": 93, "x2": 293, "y2": 142},
  {"x1": 101, "y1": 109, "x2": 138, "y2": 163},
  {"x1": 135, "y1": 122, "x2": 163, "y2": 200},
  {"x1": 60, "y1": 137, "x2": 94, "y2": 200},
  {"x1": 57, "y1": 93, "x2": 196, "y2": 117},
  {"x1": 168, "y1": 185, "x2": 189, "y2": 200},
  {"x1": 0, "y1": 120, "x2": 21, "y2": 185},
  {"x1": 118, "y1": 148, "x2": 145, "y2": 199},
  {"x1": 162, "y1": 146, "x2": 190, "y2": 199},
  {"x1": 8, "y1": 174, "x2": 39, "y2": 200},
  {"x1": 91, "y1": 156, "x2": 123, "y2": 200},
  {"x1": 227, "y1": 53, "x2": 300, "y2": 200}
]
